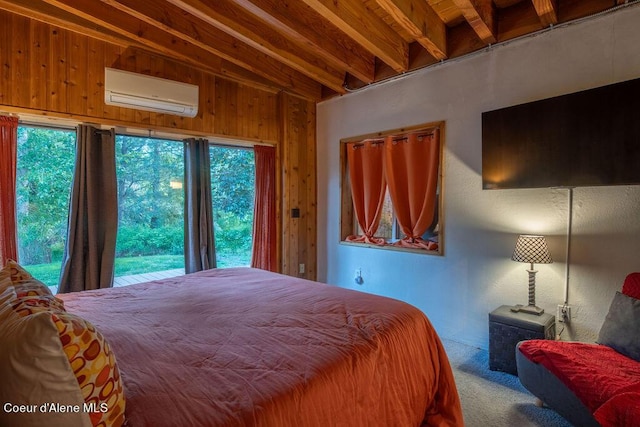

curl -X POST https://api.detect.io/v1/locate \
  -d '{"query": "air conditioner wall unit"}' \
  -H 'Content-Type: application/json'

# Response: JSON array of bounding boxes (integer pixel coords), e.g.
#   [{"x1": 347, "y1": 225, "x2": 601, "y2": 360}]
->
[{"x1": 104, "y1": 68, "x2": 199, "y2": 118}]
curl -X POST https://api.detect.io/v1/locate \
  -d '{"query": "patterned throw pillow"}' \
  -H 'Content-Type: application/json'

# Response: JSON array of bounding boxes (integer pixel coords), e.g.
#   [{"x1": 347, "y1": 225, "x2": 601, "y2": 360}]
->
[
  {"x1": 14, "y1": 281, "x2": 54, "y2": 297},
  {"x1": 0, "y1": 260, "x2": 53, "y2": 296},
  {"x1": 11, "y1": 294, "x2": 66, "y2": 316},
  {"x1": 0, "y1": 267, "x2": 126, "y2": 427},
  {"x1": 0, "y1": 283, "x2": 15, "y2": 310},
  {"x1": 0, "y1": 259, "x2": 34, "y2": 282},
  {"x1": 52, "y1": 311, "x2": 126, "y2": 427}
]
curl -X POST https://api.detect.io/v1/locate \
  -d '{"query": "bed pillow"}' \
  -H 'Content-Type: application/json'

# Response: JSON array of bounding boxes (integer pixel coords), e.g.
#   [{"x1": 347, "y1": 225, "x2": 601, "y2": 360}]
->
[
  {"x1": 14, "y1": 280, "x2": 54, "y2": 297},
  {"x1": 0, "y1": 288, "x2": 126, "y2": 427},
  {"x1": 597, "y1": 291, "x2": 640, "y2": 362},
  {"x1": 0, "y1": 280, "x2": 14, "y2": 306},
  {"x1": 0, "y1": 260, "x2": 53, "y2": 296},
  {"x1": 0, "y1": 259, "x2": 35, "y2": 282},
  {"x1": 11, "y1": 294, "x2": 67, "y2": 316},
  {"x1": 622, "y1": 272, "x2": 640, "y2": 300},
  {"x1": 52, "y1": 311, "x2": 126, "y2": 427}
]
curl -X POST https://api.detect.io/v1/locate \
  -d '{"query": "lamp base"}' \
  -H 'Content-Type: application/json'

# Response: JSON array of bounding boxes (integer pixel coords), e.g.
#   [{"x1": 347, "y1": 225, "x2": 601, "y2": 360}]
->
[{"x1": 510, "y1": 304, "x2": 545, "y2": 315}]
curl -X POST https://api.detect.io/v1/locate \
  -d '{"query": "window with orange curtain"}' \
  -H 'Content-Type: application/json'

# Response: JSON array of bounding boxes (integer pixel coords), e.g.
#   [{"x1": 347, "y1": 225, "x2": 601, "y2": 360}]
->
[
  {"x1": 384, "y1": 130, "x2": 440, "y2": 251},
  {"x1": 345, "y1": 139, "x2": 387, "y2": 245},
  {"x1": 340, "y1": 122, "x2": 443, "y2": 255}
]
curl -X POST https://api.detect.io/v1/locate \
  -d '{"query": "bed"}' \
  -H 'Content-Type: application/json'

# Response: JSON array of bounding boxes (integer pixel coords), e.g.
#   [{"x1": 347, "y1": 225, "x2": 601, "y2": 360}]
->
[{"x1": 1, "y1": 266, "x2": 462, "y2": 426}]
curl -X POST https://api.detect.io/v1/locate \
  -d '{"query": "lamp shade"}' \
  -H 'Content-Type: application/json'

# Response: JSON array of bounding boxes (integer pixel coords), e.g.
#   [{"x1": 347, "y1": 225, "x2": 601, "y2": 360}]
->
[{"x1": 511, "y1": 235, "x2": 552, "y2": 264}]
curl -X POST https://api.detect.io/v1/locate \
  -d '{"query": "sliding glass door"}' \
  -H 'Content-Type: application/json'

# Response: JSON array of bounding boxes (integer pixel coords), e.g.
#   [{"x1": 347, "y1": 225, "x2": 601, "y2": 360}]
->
[
  {"x1": 112, "y1": 137, "x2": 257, "y2": 282},
  {"x1": 114, "y1": 135, "x2": 185, "y2": 283},
  {"x1": 15, "y1": 125, "x2": 75, "y2": 289},
  {"x1": 15, "y1": 128, "x2": 257, "y2": 289}
]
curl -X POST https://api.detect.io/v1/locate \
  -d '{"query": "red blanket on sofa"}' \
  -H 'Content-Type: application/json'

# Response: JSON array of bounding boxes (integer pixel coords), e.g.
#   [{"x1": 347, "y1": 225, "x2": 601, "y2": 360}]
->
[{"x1": 519, "y1": 340, "x2": 640, "y2": 426}]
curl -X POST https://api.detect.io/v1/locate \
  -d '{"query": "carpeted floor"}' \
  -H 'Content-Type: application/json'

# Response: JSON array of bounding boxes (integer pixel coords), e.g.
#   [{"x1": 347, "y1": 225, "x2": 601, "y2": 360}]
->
[{"x1": 442, "y1": 339, "x2": 573, "y2": 427}]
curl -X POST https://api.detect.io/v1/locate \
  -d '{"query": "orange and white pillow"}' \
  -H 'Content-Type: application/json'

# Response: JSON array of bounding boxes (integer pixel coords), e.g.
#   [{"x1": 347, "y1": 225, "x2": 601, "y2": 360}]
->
[
  {"x1": 0, "y1": 262, "x2": 126, "y2": 427},
  {"x1": 0, "y1": 259, "x2": 53, "y2": 296},
  {"x1": 11, "y1": 294, "x2": 66, "y2": 315}
]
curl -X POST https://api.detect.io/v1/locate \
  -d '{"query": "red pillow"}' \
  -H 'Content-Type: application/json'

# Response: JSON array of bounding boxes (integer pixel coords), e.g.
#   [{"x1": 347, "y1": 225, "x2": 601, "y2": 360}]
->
[{"x1": 622, "y1": 272, "x2": 640, "y2": 300}]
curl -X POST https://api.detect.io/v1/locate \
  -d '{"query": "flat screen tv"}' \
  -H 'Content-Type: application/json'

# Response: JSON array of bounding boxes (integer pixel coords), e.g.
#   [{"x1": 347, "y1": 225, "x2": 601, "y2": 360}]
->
[{"x1": 482, "y1": 77, "x2": 640, "y2": 189}]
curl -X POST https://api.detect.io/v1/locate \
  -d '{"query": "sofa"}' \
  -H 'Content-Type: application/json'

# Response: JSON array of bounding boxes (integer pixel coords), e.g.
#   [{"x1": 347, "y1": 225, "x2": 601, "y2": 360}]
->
[{"x1": 516, "y1": 272, "x2": 640, "y2": 427}]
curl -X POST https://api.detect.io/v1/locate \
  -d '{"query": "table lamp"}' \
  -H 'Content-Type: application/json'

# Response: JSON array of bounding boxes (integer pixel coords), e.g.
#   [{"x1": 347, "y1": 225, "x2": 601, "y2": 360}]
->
[{"x1": 511, "y1": 234, "x2": 552, "y2": 315}]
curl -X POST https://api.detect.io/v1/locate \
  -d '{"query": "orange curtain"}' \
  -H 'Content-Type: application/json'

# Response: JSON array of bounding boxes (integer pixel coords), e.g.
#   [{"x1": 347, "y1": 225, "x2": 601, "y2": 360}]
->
[
  {"x1": 251, "y1": 145, "x2": 277, "y2": 271},
  {"x1": 384, "y1": 130, "x2": 439, "y2": 250},
  {"x1": 0, "y1": 116, "x2": 19, "y2": 267},
  {"x1": 346, "y1": 140, "x2": 387, "y2": 245}
]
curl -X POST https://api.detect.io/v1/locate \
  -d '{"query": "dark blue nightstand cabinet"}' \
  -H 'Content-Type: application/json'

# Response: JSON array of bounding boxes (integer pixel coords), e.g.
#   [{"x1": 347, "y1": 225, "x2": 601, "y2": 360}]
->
[{"x1": 489, "y1": 305, "x2": 555, "y2": 375}]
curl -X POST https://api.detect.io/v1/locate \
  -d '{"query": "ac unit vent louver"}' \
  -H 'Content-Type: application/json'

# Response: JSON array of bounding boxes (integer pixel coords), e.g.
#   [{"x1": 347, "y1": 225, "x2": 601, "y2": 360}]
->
[{"x1": 104, "y1": 68, "x2": 199, "y2": 118}]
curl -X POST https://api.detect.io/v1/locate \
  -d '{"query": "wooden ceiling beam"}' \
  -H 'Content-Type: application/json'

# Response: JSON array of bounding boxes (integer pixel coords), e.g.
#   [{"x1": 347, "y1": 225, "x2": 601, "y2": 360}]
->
[
  {"x1": 556, "y1": 0, "x2": 617, "y2": 23},
  {"x1": 166, "y1": 0, "x2": 346, "y2": 93},
  {"x1": 0, "y1": 0, "x2": 137, "y2": 49},
  {"x1": 497, "y1": 0, "x2": 542, "y2": 41},
  {"x1": 375, "y1": 0, "x2": 447, "y2": 60},
  {"x1": 531, "y1": 0, "x2": 558, "y2": 26},
  {"x1": 40, "y1": 0, "x2": 322, "y2": 100},
  {"x1": 229, "y1": 0, "x2": 375, "y2": 84},
  {"x1": 100, "y1": 0, "x2": 327, "y2": 97},
  {"x1": 300, "y1": 0, "x2": 409, "y2": 72},
  {"x1": 3, "y1": 0, "x2": 623, "y2": 103},
  {"x1": 451, "y1": 0, "x2": 497, "y2": 44},
  {"x1": 0, "y1": 0, "x2": 284, "y2": 95}
]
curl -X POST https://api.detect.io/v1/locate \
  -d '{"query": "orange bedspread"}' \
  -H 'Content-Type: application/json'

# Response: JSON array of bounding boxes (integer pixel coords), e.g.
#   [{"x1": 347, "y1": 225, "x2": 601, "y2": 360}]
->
[{"x1": 58, "y1": 268, "x2": 462, "y2": 427}]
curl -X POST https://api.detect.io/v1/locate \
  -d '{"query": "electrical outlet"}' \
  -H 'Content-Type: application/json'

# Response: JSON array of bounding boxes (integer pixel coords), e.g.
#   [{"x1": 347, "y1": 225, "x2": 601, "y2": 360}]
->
[
  {"x1": 557, "y1": 304, "x2": 572, "y2": 323},
  {"x1": 299, "y1": 263, "x2": 305, "y2": 274}
]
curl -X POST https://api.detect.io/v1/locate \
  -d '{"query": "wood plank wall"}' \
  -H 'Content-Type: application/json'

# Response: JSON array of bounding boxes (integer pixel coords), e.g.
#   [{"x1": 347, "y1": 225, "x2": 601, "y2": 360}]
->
[
  {"x1": 0, "y1": 10, "x2": 317, "y2": 280},
  {"x1": 280, "y1": 93, "x2": 317, "y2": 279}
]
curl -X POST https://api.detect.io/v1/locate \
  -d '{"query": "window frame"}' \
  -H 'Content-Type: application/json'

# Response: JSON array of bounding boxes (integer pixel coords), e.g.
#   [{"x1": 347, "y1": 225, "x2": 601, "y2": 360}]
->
[
  {"x1": 14, "y1": 123, "x2": 77, "y2": 288},
  {"x1": 112, "y1": 132, "x2": 186, "y2": 278},
  {"x1": 12, "y1": 117, "x2": 262, "y2": 289},
  {"x1": 113, "y1": 133, "x2": 258, "y2": 270},
  {"x1": 339, "y1": 121, "x2": 445, "y2": 256}
]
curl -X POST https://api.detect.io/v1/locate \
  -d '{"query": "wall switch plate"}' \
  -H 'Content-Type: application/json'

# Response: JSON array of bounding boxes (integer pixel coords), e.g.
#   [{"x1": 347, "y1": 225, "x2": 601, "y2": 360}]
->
[{"x1": 557, "y1": 304, "x2": 571, "y2": 323}]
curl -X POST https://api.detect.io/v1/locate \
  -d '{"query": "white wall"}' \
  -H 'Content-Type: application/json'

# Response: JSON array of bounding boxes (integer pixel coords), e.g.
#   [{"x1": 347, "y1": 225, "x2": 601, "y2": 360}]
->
[{"x1": 316, "y1": 4, "x2": 640, "y2": 349}]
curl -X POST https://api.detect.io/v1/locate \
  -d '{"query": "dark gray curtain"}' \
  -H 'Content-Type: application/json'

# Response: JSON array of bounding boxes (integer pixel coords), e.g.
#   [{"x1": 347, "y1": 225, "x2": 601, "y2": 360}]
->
[
  {"x1": 183, "y1": 138, "x2": 216, "y2": 273},
  {"x1": 58, "y1": 125, "x2": 118, "y2": 293}
]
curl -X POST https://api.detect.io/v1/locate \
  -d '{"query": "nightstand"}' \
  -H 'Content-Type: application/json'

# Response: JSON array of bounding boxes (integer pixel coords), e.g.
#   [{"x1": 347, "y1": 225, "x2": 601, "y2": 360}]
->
[{"x1": 489, "y1": 305, "x2": 555, "y2": 375}]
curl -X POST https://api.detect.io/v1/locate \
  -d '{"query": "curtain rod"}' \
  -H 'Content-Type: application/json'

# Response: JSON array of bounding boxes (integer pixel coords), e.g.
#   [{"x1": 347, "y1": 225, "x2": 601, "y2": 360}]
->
[{"x1": 93, "y1": 129, "x2": 113, "y2": 135}]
